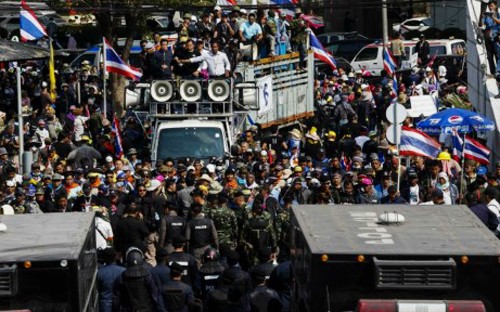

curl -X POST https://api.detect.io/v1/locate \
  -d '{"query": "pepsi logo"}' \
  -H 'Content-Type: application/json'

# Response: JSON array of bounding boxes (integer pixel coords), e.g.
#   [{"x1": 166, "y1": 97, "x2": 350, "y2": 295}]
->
[{"x1": 448, "y1": 115, "x2": 463, "y2": 124}]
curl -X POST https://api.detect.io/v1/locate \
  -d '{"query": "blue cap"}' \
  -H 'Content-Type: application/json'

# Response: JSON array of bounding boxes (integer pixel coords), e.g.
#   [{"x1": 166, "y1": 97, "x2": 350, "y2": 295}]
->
[{"x1": 477, "y1": 166, "x2": 488, "y2": 175}]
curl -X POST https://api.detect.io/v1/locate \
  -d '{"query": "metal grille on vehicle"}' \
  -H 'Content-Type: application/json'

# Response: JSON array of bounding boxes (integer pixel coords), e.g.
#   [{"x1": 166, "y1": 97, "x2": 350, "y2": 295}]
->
[
  {"x1": 0, "y1": 264, "x2": 18, "y2": 296},
  {"x1": 374, "y1": 258, "x2": 456, "y2": 290}
]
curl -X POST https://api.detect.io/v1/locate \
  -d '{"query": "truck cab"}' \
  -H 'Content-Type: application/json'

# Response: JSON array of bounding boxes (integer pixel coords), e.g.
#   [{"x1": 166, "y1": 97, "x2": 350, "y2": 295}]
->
[{"x1": 291, "y1": 204, "x2": 500, "y2": 312}]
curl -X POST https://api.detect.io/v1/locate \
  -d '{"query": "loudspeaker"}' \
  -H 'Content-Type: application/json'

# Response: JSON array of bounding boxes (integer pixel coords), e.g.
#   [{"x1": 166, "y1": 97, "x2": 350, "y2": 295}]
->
[
  {"x1": 125, "y1": 89, "x2": 140, "y2": 108},
  {"x1": 235, "y1": 83, "x2": 257, "y2": 108},
  {"x1": 208, "y1": 80, "x2": 230, "y2": 102},
  {"x1": 150, "y1": 80, "x2": 173, "y2": 102},
  {"x1": 180, "y1": 80, "x2": 202, "y2": 102}
]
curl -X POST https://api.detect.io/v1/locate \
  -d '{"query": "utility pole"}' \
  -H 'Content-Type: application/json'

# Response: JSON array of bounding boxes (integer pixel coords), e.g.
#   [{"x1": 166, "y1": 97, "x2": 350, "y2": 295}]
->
[{"x1": 382, "y1": 0, "x2": 389, "y2": 46}]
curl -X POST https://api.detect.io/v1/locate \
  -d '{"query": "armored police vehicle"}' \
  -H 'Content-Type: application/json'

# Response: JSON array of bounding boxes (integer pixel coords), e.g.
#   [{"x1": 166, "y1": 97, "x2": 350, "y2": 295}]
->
[
  {"x1": 0, "y1": 213, "x2": 98, "y2": 311},
  {"x1": 291, "y1": 204, "x2": 500, "y2": 312}
]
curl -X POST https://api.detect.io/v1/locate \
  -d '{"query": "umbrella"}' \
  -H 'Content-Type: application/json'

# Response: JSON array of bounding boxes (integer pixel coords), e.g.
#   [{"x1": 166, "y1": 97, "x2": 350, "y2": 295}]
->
[{"x1": 416, "y1": 108, "x2": 495, "y2": 134}]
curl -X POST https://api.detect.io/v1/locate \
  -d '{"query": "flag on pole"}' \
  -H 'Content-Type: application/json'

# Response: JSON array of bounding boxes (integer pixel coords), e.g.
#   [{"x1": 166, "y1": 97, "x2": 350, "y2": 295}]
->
[
  {"x1": 383, "y1": 46, "x2": 397, "y2": 76},
  {"x1": 452, "y1": 132, "x2": 491, "y2": 165},
  {"x1": 111, "y1": 116, "x2": 124, "y2": 159},
  {"x1": 399, "y1": 126, "x2": 441, "y2": 158},
  {"x1": 20, "y1": 0, "x2": 48, "y2": 42},
  {"x1": 301, "y1": 15, "x2": 324, "y2": 29},
  {"x1": 310, "y1": 31, "x2": 336, "y2": 70},
  {"x1": 216, "y1": 0, "x2": 237, "y2": 5},
  {"x1": 49, "y1": 39, "x2": 57, "y2": 101},
  {"x1": 103, "y1": 38, "x2": 143, "y2": 81}
]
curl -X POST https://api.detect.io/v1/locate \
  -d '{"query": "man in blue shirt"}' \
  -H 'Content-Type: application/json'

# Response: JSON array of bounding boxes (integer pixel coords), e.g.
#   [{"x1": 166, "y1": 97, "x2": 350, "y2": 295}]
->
[
  {"x1": 239, "y1": 13, "x2": 262, "y2": 61},
  {"x1": 97, "y1": 248, "x2": 125, "y2": 312}
]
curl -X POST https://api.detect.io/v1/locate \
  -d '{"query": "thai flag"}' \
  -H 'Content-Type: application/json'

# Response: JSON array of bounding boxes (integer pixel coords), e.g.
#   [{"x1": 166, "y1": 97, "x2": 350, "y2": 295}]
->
[
  {"x1": 310, "y1": 31, "x2": 337, "y2": 70},
  {"x1": 20, "y1": 0, "x2": 48, "y2": 42},
  {"x1": 399, "y1": 126, "x2": 441, "y2": 158},
  {"x1": 111, "y1": 116, "x2": 124, "y2": 159},
  {"x1": 216, "y1": 0, "x2": 237, "y2": 5},
  {"x1": 464, "y1": 136, "x2": 490, "y2": 165},
  {"x1": 301, "y1": 15, "x2": 324, "y2": 29},
  {"x1": 392, "y1": 75, "x2": 398, "y2": 94},
  {"x1": 104, "y1": 39, "x2": 143, "y2": 81},
  {"x1": 383, "y1": 46, "x2": 397, "y2": 76}
]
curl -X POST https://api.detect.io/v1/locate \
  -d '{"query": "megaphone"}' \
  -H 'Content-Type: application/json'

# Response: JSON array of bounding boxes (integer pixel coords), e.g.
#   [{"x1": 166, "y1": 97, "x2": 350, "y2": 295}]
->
[
  {"x1": 125, "y1": 89, "x2": 141, "y2": 108},
  {"x1": 150, "y1": 80, "x2": 173, "y2": 102},
  {"x1": 208, "y1": 80, "x2": 230, "y2": 102},
  {"x1": 180, "y1": 80, "x2": 202, "y2": 102},
  {"x1": 235, "y1": 83, "x2": 258, "y2": 108}
]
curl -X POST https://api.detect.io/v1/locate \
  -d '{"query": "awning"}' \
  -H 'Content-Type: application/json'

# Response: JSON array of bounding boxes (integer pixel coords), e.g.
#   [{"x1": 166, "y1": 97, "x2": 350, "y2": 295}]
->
[{"x1": 0, "y1": 39, "x2": 51, "y2": 62}]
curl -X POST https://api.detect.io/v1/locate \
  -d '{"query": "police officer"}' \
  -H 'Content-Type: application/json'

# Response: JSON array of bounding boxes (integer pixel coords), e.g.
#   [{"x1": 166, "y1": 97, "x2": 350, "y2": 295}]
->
[
  {"x1": 246, "y1": 266, "x2": 283, "y2": 312},
  {"x1": 206, "y1": 192, "x2": 238, "y2": 250},
  {"x1": 169, "y1": 235, "x2": 199, "y2": 286},
  {"x1": 186, "y1": 203, "x2": 219, "y2": 263},
  {"x1": 159, "y1": 201, "x2": 187, "y2": 254},
  {"x1": 113, "y1": 247, "x2": 164, "y2": 311},
  {"x1": 198, "y1": 247, "x2": 225, "y2": 300},
  {"x1": 249, "y1": 248, "x2": 277, "y2": 282},
  {"x1": 162, "y1": 262, "x2": 195, "y2": 312},
  {"x1": 240, "y1": 203, "x2": 277, "y2": 267}
]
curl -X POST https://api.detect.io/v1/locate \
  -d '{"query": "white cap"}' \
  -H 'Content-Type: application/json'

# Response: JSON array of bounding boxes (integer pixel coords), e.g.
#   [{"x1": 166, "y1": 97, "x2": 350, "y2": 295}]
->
[
  {"x1": 147, "y1": 179, "x2": 162, "y2": 192},
  {"x1": 361, "y1": 83, "x2": 369, "y2": 89},
  {"x1": 355, "y1": 69, "x2": 363, "y2": 74},
  {"x1": 260, "y1": 150, "x2": 268, "y2": 157},
  {"x1": 206, "y1": 164, "x2": 216, "y2": 173},
  {"x1": 105, "y1": 156, "x2": 113, "y2": 163},
  {"x1": 6, "y1": 180, "x2": 15, "y2": 187},
  {"x1": 425, "y1": 67, "x2": 432, "y2": 72},
  {"x1": 240, "y1": 8, "x2": 247, "y2": 14},
  {"x1": 214, "y1": 5, "x2": 221, "y2": 10},
  {"x1": 41, "y1": 81, "x2": 48, "y2": 88}
]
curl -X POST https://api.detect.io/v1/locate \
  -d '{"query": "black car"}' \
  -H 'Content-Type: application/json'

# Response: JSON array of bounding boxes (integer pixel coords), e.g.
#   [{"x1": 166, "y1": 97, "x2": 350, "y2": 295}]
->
[{"x1": 326, "y1": 38, "x2": 378, "y2": 62}]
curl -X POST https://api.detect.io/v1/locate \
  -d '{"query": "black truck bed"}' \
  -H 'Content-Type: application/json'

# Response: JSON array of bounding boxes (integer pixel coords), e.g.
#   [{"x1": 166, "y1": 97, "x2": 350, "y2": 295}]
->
[
  {"x1": 293, "y1": 205, "x2": 500, "y2": 256},
  {"x1": 0, "y1": 212, "x2": 95, "y2": 262}
]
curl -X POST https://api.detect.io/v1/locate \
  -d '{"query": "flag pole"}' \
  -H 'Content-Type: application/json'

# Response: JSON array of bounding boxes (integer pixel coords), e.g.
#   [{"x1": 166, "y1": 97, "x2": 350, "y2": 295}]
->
[
  {"x1": 459, "y1": 132, "x2": 466, "y2": 204},
  {"x1": 16, "y1": 67, "x2": 24, "y2": 174},
  {"x1": 102, "y1": 37, "x2": 107, "y2": 120}
]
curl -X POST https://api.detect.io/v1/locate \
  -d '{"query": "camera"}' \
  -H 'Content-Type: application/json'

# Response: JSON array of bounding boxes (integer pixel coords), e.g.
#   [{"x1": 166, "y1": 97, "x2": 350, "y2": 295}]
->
[{"x1": 484, "y1": 11, "x2": 493, "y2": 16}]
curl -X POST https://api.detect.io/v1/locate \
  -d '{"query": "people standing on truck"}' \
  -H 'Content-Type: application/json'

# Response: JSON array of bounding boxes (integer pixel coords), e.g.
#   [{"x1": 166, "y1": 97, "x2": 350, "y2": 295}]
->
[
  {"x1": 291, "y1": 8, "x2": 308, "y2": 67},
  {"x1": 180, "y1": 41, "x2": 231, "y2": 78},
  {"x1": 153, "y1": 39, "x2": 174, "y2": 79}
]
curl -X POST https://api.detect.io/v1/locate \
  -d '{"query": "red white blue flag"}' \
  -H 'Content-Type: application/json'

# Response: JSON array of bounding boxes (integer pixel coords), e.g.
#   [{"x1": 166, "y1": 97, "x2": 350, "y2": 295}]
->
[
  {"x1": 310, "y1": 31, "x2": 336, "y2": 70},
  {"x1": 20, "y1": 0, "x2": 47, "y2": 42},
  {"x1": 383, "y1": 46, "x2": 397, "y2": 76},
  {"x1": 111, "y1": 116, "x2": 124, "y2": 159},
  {"x1": 452, "y1": 131, "x2": 490, "y2": 165},
  {"x1": 399, "y1": 126, "x2": 441, "y2": 158},
  {"x1": 104, "y1": 38, "x2": 143, "y2": 81}
]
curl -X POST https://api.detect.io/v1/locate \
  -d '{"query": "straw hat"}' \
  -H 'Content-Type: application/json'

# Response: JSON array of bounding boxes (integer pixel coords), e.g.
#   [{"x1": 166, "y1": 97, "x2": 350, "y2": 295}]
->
[{"x1": 289, "y1": 129, "x2": 303, "y2": 140}]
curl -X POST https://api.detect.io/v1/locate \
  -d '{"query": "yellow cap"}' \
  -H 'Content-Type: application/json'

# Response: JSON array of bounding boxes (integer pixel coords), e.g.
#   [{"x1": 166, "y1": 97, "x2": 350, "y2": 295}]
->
[{"x1": 437, "y1": 151, "x2": 451, "y2": 161}]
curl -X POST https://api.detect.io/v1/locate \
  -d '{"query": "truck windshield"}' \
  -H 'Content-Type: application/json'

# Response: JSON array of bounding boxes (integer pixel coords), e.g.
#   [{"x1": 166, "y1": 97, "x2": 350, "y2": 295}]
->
[{"x1": 157, "y1": 127, "x2": 225, "y2": 160}]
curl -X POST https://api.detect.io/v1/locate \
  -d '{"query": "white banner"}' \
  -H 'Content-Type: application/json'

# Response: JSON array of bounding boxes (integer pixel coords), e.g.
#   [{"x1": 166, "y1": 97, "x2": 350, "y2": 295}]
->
[{"x1": 257, "y1": 75, "x2": 273, "y2": 116}]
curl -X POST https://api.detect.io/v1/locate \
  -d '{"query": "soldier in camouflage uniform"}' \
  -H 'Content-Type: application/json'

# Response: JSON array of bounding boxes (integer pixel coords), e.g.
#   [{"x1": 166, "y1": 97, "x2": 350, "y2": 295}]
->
[
  {"x1": 240, "y1": 198, "x2": 277, "y2": 267},
  {"x1": 275, "y1": 196, "x2": 293, "y2": 262},
  {"x1": 207, "y1": 192, "x2": 238, "y2": 250},
  {"x1": 231, "y1": 190, "x2": 250, "y2": 238},
  {"x1": 290, "y1": 9, "x2": 308, "y2": 67}
]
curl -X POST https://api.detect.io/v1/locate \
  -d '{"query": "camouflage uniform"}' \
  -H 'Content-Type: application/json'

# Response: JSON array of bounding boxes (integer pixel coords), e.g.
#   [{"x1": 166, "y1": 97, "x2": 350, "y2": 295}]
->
[
  {"x1": 275, "y1": 208, "x2": 292, "y2": 261},
  {"x1": 290, "y1": 18, "x2": 307, "y2": 64},
  {"x1": 207, "y1": 204, "x2": 238, "y2": 250},
  {"x1": 241, "y1": 210, "x2": 277, "y2": 267}
]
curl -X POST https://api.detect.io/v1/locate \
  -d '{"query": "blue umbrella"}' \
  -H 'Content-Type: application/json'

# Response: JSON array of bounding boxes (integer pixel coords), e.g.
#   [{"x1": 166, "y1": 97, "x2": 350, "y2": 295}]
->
[{"x1": 416, "y1": 108, "x2": 495, "y2": 134}]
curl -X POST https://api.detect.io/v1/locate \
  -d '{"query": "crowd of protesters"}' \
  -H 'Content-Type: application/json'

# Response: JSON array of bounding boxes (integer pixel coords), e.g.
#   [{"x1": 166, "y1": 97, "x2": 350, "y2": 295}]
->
[{"x1": 0, "y1": 6, "x2": 499, "y2": 312}]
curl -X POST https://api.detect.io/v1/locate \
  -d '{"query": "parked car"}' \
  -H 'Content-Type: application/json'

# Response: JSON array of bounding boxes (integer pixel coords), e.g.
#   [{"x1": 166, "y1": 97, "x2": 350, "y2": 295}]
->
[
  {"x1": 326, "y1": 38, "x2": 378, "y2": 62},
  {"x1": 393, "y1": 16, "x2": 431, "y2": 34},
  {"x1": 317, "y1": 31, "x2": 368, "y2": 46},
  {"x1": 350, "y1": 38, "x2": 465, "y2": 76}
]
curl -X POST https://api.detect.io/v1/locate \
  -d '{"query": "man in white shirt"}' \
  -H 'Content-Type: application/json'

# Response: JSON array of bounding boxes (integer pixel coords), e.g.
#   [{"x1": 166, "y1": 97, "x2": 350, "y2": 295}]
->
[
  {"x1": 93, "y1": 206, "x2": 114, "y2": 250},
  {"x1": 181, "y1": 41, "x2": 231, "y2": 78}
]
